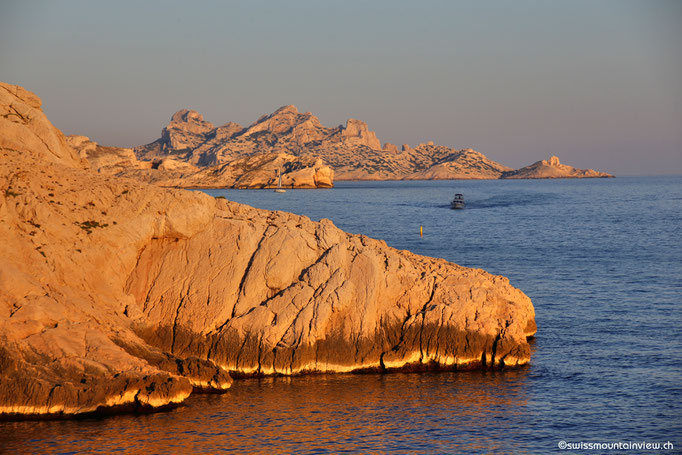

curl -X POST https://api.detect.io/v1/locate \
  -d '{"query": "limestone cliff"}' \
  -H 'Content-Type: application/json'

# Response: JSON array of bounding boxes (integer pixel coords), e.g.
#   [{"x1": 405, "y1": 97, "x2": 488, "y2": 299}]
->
[
  {"x1": 1, "y1": 82, "x2": 232, "y2": 418},
  {"x1": 501, "y1": 156, "x2": 614, "y2": 179},
  {"x1": 133, "y1": 107, "x2": 513, "y2": 180},
  {"x1": 0, "y1": 82, "x2": 535, "y2": 419}
]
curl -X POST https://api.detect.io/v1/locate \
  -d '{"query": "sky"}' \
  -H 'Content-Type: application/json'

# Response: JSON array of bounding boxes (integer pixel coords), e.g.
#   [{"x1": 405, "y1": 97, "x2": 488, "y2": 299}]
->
[{"x1": 1, "y1": 0, "x2": 681, "y2": 175}]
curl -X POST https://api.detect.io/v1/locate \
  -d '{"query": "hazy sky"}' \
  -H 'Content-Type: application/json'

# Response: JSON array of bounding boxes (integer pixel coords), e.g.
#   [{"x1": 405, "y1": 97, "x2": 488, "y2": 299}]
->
[{"x1": 2, "y1": 0, "x2": 681, "y2": 174}]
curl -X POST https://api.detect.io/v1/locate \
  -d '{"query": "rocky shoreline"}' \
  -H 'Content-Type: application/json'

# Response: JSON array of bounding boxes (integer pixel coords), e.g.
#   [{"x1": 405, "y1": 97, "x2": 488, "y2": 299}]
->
[{"x1": 1, "y1": 82, "x2": 535, "y2": 420}]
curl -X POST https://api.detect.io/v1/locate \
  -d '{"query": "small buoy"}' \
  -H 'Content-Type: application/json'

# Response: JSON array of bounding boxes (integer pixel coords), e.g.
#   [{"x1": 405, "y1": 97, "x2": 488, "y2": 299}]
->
[{"x1": 420, "y1": 225, "x2": 423, "y2": 237}]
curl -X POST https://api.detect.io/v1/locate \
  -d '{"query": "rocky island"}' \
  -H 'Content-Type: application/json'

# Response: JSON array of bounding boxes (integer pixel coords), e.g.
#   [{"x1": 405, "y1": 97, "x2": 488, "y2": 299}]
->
[
  {"x1": 501, "y1": 156, "x2": 613, "y2": 179},
  {"x1": 0, "y1": 82, "x2": 535, "y2": 419},
  {"x1": 75, "y1": 105, "x2": 612, "y2": 188},
  {"x1": 133, "y1": 105, "x2": 515, "y2": 182}
]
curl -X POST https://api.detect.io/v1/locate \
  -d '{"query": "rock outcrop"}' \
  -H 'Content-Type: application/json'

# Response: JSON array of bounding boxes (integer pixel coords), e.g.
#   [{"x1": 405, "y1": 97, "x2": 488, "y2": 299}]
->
[
  {"x1": 501, "y1": 156, "x2": 614, "y2": 179},
  {"x1": 160, "y1": 109, "x2": 216, "y2": 154},
  {"x1": 66, "y1": 135, "x2": 153, "y2": 174},
  {"x1": 1, "y1": 82, "x2": 232, "y2": 418},
  {"x1": 0, "y1": 82, "x2": 536, "y2": 420},
  {"x1": 340, "y1": 118, "x2": 381, "y2": 150},
  {"x1": 70, "y1": 135, "x2": 333, "y2": 189},
  {"x1": 383, "y1": 143, "x2": 399, "y2": 154}
]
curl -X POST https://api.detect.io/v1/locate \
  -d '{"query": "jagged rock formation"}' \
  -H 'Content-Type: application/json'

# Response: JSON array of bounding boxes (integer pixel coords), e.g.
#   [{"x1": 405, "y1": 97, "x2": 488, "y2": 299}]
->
[
  {"x1": 69, "y1": 135, "x2": 333, "y2": 189},
  {"x1": 0, "y1": 82, "x2": 536, "y2": 420},
  {"x1": 160, "y1": 109, "x2": 218, "y2": 153},
  {"x1": 501, "y1": 156, "x2": 614, "y2": 179},
  {"x1": 66, "y1": 135, "x2": 154, "y2": 174},
  {"x1": 134, "y1": 106, "x2": 513, "y2": 180}
]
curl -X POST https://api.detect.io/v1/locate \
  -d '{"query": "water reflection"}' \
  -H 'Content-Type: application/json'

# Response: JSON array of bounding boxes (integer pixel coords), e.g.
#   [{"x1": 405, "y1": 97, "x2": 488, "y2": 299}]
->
[{"x1": 2, "y1": 370, "x2": 533, "y2": 454}]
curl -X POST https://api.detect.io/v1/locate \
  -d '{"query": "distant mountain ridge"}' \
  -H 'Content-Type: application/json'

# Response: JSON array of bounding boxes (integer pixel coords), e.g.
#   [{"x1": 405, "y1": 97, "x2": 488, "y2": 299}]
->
[
  {"x1": 132, "y1": 105, "x2": 612, "y2": 181},
  {"x1": 134, "y1": 105, "x2": 516, "y2": 180}
]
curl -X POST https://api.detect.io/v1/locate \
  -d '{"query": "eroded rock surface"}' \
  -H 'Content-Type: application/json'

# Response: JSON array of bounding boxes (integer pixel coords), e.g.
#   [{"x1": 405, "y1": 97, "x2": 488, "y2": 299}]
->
[
  {"x1": 127, "y1": 215, "x2": 536, "y2": 376},
  {"x1": 0, "y1": 82, "x2": 535, "y2": 419}
]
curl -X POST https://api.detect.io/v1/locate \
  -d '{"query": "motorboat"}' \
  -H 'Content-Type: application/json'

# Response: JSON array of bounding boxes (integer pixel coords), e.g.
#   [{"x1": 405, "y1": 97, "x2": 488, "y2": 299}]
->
[{"x1": 450, "y1": 193, "x2": 465, "y2": 209}]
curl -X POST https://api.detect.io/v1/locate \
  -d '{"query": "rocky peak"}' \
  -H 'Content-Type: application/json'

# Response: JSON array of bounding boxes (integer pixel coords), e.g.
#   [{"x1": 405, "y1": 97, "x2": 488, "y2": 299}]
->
[
  {"x1": 160, "y1": 109, "x2": 214, "y2": 152},
  {"x1": 246, "y1": 105, "x2": 299, "y2": 135},
  {"x1": 383, "y1": 142, "x2": 398, "y2": 153},
  {"x1": 273, "y1": 104, "x2": 299, "y2": 115},
  {"x1": 1, "y1": 82, "x2": 42, "y2": 109},
  {"x1": 548, "y1": 156, "x2": 561, "y2": 166},
  {"x1": 166, "y1": 109, "x2": 214, "y2": 132},
  {"x1": 341, "y1": 119, "x2": 381, "y2": 150},
  {"x1": 211, "y1": 122, "x2": 243, "y2": 141},
  {"x1": 244, "y1": 105, "x2": 324, "y2": 140},
  {"x1": 289, "y1": 116, "x2": 325, "y2": 144}
]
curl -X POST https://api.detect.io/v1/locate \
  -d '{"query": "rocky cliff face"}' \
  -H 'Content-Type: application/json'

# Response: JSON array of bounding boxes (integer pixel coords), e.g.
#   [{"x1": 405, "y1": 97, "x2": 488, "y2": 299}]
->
[
  {"x1": 134, "y1": 106, "x2": 513, "y2": 180},
  {"x1": 1, "y1": 83, "x2": 232, "y2": 418},
  {"x1": 0, "y1": 83, "x2": 83, "y2": 169},
  {"x1": 501, "y1": 156, "x2": 614, "y2": 179},
  {"x1": 148, "y1": 109, "x2": 217, "y2": 157},
  {"x1": 0, "y1": 82, "x2": 536, "y2": 419}
]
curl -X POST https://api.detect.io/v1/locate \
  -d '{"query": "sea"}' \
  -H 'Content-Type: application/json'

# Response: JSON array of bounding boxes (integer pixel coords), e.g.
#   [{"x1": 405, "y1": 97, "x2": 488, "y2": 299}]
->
[{"x1": 2, "y1": 176, "x2": 681, "y2": 454}]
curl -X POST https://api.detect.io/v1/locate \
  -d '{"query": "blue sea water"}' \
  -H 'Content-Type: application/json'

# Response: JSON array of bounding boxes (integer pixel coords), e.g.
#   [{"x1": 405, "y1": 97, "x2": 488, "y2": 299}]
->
[{"x1": 2, "y1": 176, "x2": 681, "y2": 454}]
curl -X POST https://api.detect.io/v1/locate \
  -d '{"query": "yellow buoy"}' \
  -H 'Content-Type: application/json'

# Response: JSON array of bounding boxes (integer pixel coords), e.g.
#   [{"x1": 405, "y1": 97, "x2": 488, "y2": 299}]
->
[{"x1": 420, "y1": 225, "x2": 423, "y2": 237}]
